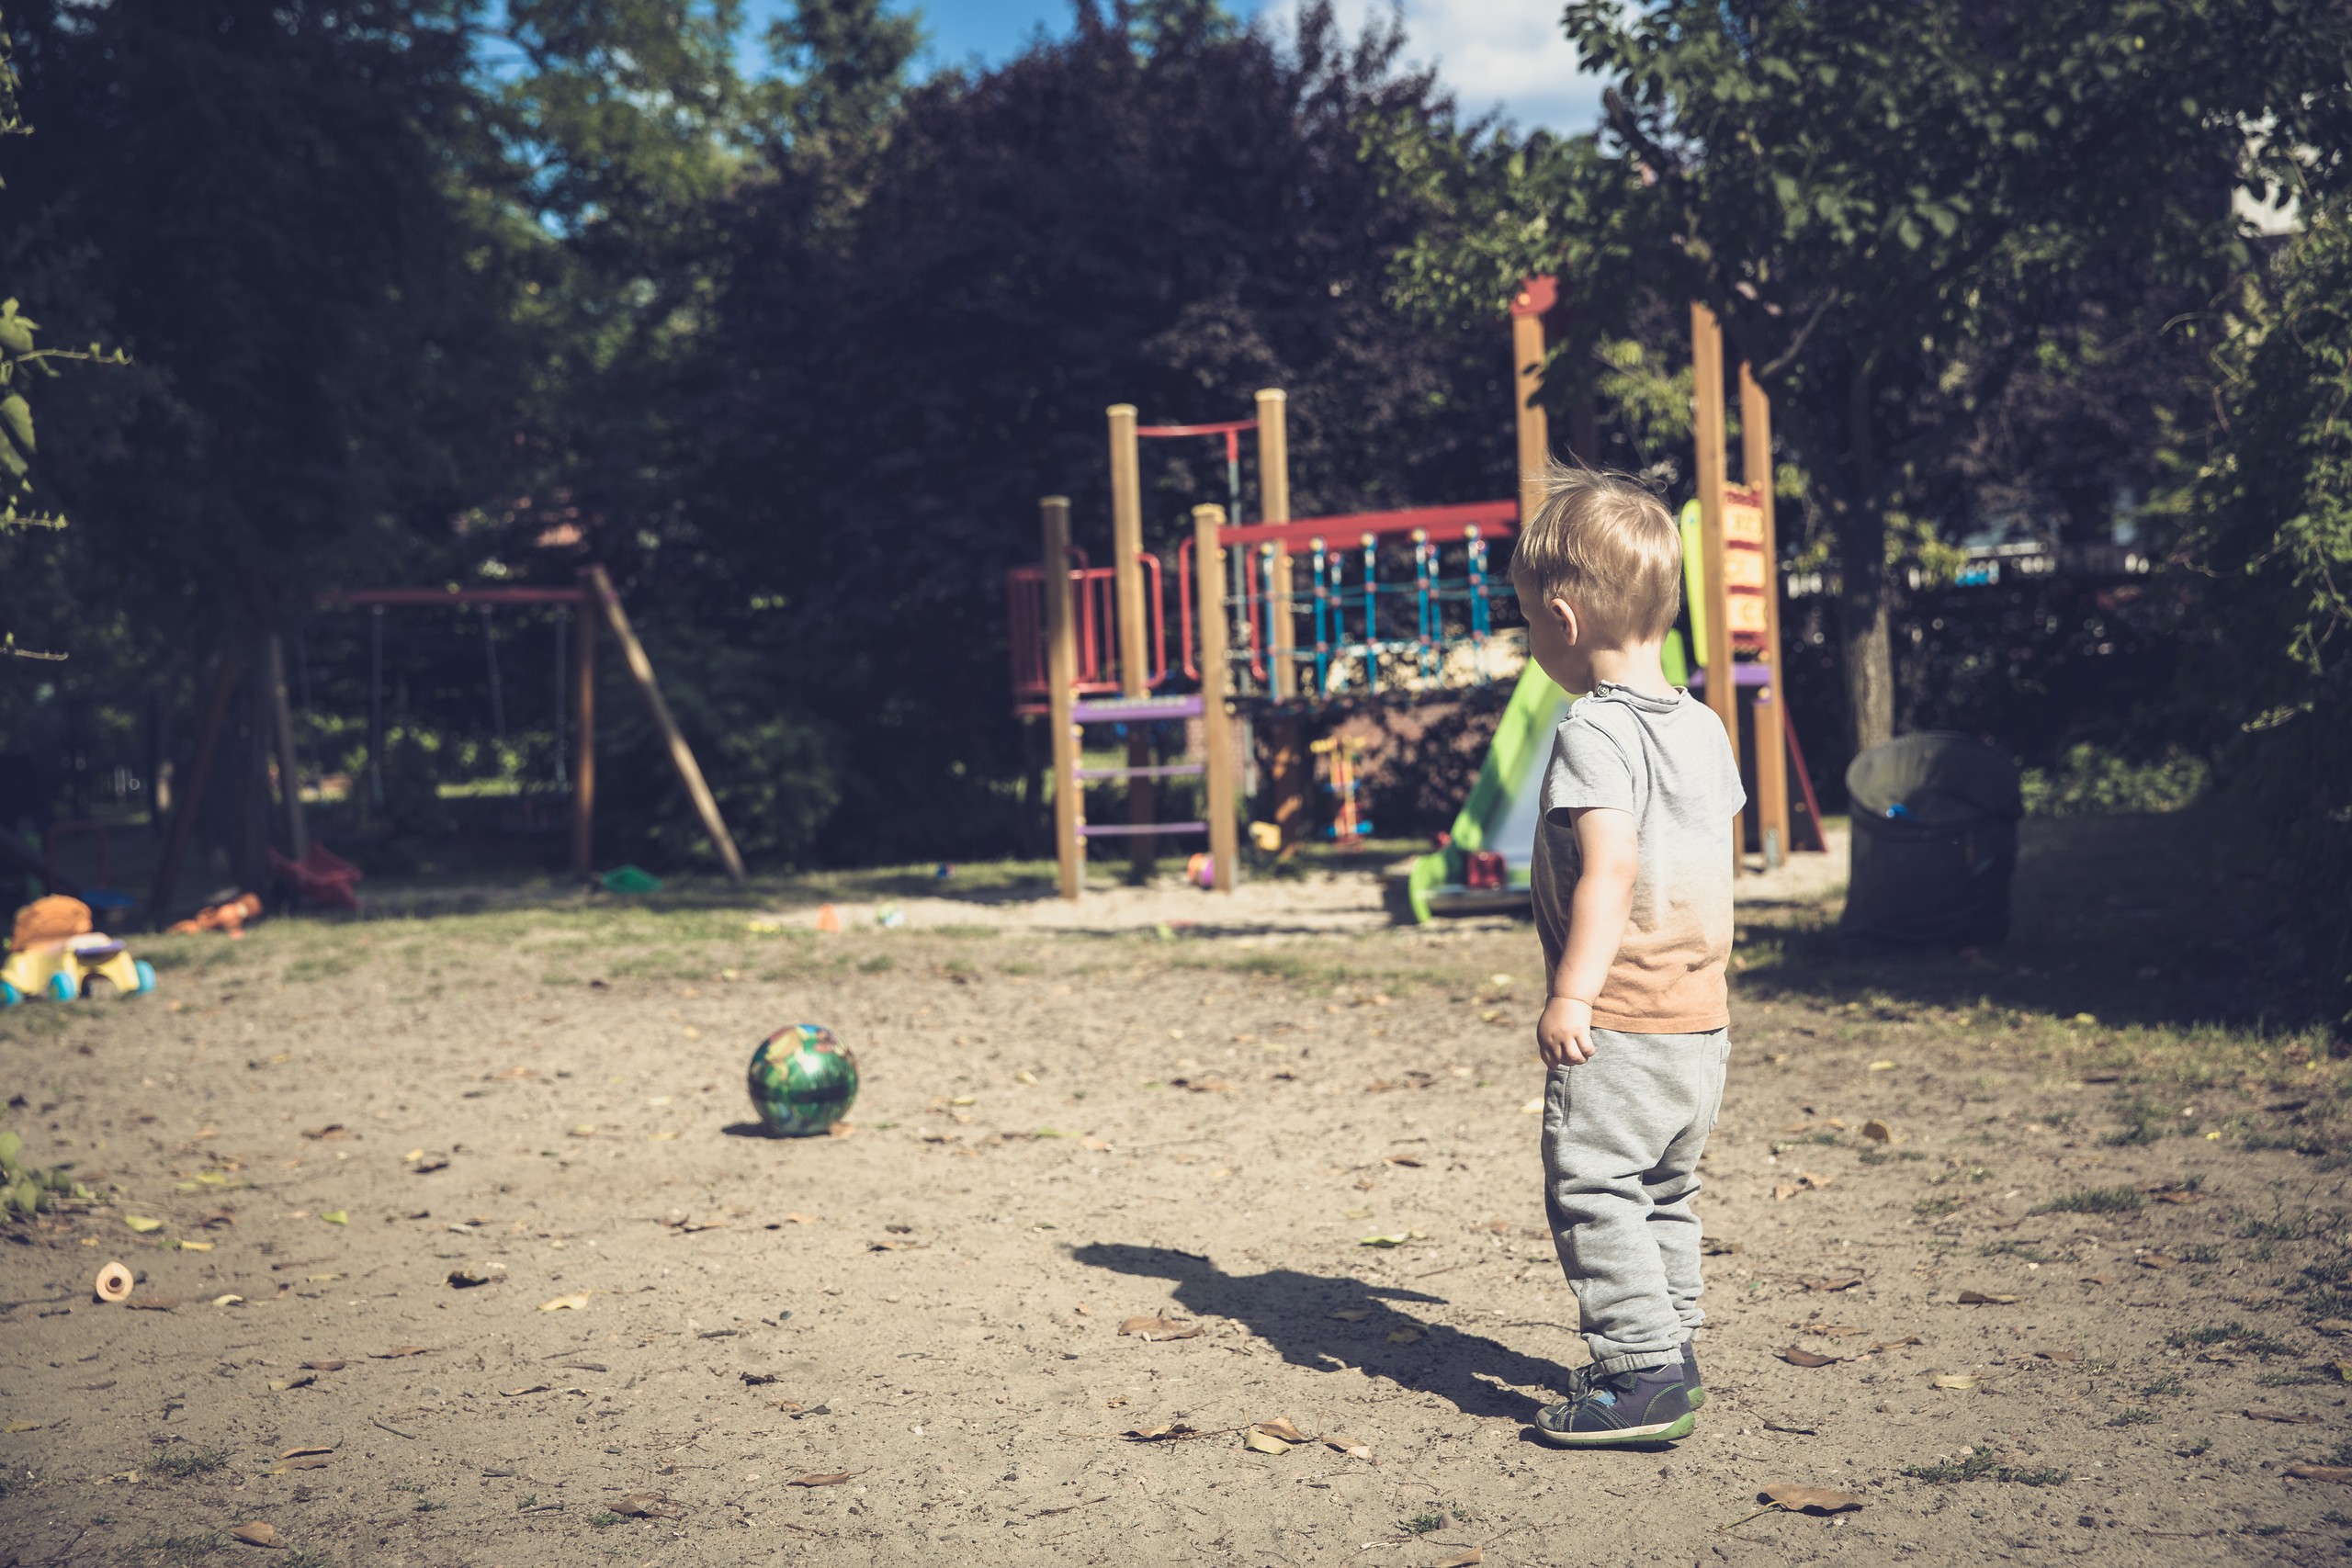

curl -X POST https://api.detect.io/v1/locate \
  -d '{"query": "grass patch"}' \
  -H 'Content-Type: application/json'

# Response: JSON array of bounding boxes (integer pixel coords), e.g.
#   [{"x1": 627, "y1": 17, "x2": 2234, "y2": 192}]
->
[
  {"x1": 2137, "y1": 1374, "x2": 2186, "y2": 1398},
  {"x1": 1980, "y1": 1240, "x2": 2061, "y2": 1264},
  {"x1": 146, "y1": 1446, "x2": 228, "y2": 1479},
  {"x1": 2037, "y1": 1186, "x2": 2144, "y2": 1214},
  {"x1": 1903, "y1": 1448, "x2": 2068, "y2": 1486},
  {"x1": 2108, "y1": 1407, "x2": 2156, "y2": 1427},
  {"x1": 857, "y1": 954, "x2": 895, "y2": 974},
  {"x1": 2176, "y1": 1243, "x2": 2223, "y2": 1264},
  {"x1": 2239, "y1": 1204, "x2": 2331, "y2": 1242},
  {"x1": 127, "y1": 1531, "x2": 225, "y2": 1561},
  {"x1": 2167, "y1": 1322, "x2": 2295, "y2": 1358},
  {"x1": 1914, "y1": 1196, "x2": 1965, "y2": 1218}
]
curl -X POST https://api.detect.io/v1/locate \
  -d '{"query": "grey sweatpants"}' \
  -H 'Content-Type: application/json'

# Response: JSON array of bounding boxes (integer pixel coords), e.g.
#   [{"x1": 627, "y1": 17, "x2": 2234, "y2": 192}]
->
[{"x1": 1540, "y1": 1028, "x2": 1730, "y2": 1373}]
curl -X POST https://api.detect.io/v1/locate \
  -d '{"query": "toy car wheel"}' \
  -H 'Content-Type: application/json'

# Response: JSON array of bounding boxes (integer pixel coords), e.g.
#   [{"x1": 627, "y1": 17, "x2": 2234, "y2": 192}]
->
[
  {"x1": 0, "y1": 980, "x2": 18, "y2": 1008},
  {"x1": 133, "y1": 960, "x2": 157, "y2": 995},
  {"x1": 46, "y1": 971, "x2": 77, "y2": 1002}
]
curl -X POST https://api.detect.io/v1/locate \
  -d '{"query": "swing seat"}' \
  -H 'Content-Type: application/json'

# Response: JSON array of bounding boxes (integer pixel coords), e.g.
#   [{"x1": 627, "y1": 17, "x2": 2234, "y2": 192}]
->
[{"x1": 269, "y1": 842, "x2": 364, "y2": 913}]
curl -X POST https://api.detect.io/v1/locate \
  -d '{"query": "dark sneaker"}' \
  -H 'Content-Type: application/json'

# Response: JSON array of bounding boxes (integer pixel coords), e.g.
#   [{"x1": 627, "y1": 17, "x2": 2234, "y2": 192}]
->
[
  {"x1": 1682, "y1": 1339, "x2": 1706, "y2": 1409},
  {"x1": 1534, "y1": 1361, "x2": 1695, "y2": 1447}
]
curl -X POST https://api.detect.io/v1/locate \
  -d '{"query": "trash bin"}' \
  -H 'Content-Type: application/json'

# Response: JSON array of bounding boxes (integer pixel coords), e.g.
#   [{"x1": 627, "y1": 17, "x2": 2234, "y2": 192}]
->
[{"x1": 1838, "y1": 732, "x2": 2022, "y2": 947}]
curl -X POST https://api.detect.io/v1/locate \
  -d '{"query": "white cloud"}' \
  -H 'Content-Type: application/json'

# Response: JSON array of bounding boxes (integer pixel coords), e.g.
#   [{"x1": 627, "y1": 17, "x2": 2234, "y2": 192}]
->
[{"x1": 1264, "y1": 0, "x2": 1611, "y2": 134}]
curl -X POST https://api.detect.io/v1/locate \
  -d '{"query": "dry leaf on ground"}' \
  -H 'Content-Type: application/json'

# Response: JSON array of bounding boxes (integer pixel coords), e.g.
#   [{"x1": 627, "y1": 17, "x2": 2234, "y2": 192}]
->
[
  {"x1": 1385, "y1": 1327, "x2": 1424, "y2": 1345},
  {"x1": 1253, "y1": 1417, "x2": 1310, "y2": 1443},
  {"x1": 279, "y1": 1444, "x2": 338, "y2": 1459},
  {"x1": 1123, "y1": 1425, "x2": 1197, "y2": 1442},
  {"x1": 269, "y1": 1457, "x2": 332, "y2": 1473},
  {"x1": 2312, "y1": 1318, "x2": 2352, "y2": 1336},
  {"x1": 1773, "y1": 1183, "x2": 1800, "y2": 1201},
  {"x1": 788, "y1": 1472, "x2": 854, "y2": 1487},
  {"x1": 1242, "y1": 1427, "x2": 1295, "y2": 1455},
  {"x1": 1434, "y1": 1550, "x2": 1484, "y2": 1568},
  {"x1": 299, "y1": 1360, "x2": 345, "y2": 1373},
  {"x1": 1804, "y1": 1276, "x2": 1863, "y2": 1292},
  {"x1": 2284, "y1": 1464, "x2": 2352, "y2": 1483},
  {"x1": 1931, "y1": 1373, "x2": 1981, "y2": 1391},
  {"x1": 2244, "y1": 1409, "x2": 2320, "y2": 1424},
  {"x1": 266, "y1": 1375, "x2": 315, "y2": 1392},
  {"x1": 539, "y1": 1292, "x2": 591, "y2": 1312},
  {"x1": 502, "y1": 1383, "x2": 551, "y2": 1397},
  {"x1": 1780, "y1": 1345, "x2": 1839, "y2": 1367},
  {"x1": 2034, "y1": 1349, "x2": 2078, "y2": 1362},
  {"x1": 2138, "y1": 1254, "x2": 2178, "y2": 1270},
  {"x1": 1118, "y1": 1316, "x2": 1202, "y2": 1341},
  {"x1": 1872, "y1": 1336, "x2": 1924, "y2": 1351},
  {"x1": 370, "y1": 1346, "x2": 428, "y2": 1359},
  {"x1": 1321, "y1": 1433, "x2": 1374, "y2": 1459},
  {"x1": 1761, "y1": 1484, "x2": 1867, "y2": 1515},
  {"x1": 1357, "y1": 1234, "x2": 1412, "y2": 1247},
  {"x1": 1328, "y1": 1308, "x2": 1372, "y2": 1322},
  {"x1": 123, "y1": 1216, "x2": 164, "y2": 1233},
  {"x1": 228, "y1": 1521, "x2": 277, "y2": 1547},
  {"x1": 1958, "y1": 1291, "x2": 2018, "y2": 1305}
]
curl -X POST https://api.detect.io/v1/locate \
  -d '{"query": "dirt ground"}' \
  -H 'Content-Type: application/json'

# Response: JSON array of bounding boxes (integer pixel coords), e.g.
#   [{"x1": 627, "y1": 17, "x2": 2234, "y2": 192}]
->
[{"x1": 2, "y1": 816, "x2": 2348, "y2": 1567}]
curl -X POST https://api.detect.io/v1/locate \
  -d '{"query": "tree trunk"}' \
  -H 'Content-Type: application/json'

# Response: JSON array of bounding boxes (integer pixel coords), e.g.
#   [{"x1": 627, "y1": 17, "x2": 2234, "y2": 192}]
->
[{"x1": 1837, "y1": 361, "x2": 1897, "y2": 755}]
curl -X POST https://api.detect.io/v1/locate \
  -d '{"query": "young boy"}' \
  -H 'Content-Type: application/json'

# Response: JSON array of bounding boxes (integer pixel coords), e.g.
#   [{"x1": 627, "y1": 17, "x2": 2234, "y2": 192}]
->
[{"x1": 1510, "y1": 462, "x2": 1745, "y2": 1448}]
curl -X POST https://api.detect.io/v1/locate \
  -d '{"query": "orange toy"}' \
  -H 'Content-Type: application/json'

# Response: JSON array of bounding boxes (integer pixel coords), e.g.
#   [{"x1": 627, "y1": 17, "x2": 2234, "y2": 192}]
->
[{"x1": 168, "y1": 892, "x2": 263, "y2": 939}]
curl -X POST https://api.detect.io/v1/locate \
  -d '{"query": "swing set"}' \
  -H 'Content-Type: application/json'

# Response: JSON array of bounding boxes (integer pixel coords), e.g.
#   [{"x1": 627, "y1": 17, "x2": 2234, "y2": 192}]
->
[{"x1": 146, "y1": 566, "x2": 746, "y2": 923}]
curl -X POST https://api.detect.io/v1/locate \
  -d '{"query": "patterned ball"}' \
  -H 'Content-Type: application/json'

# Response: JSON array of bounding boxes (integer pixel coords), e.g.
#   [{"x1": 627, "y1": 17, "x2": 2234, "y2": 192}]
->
[{"x1": 746, "y1": 1024, "x2": 860, "y2": 1137}]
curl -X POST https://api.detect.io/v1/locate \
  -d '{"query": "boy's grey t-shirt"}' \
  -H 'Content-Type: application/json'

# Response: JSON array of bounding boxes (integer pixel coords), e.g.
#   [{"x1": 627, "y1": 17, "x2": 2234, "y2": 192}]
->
[{"x1": 1531, "y1": 682, "x2": 1746, "y2": 1033}]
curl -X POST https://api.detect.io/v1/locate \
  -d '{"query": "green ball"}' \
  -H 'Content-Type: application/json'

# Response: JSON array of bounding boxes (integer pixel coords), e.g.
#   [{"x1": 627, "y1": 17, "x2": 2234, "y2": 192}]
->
[{"x1": 746, "y1": 1024, "x2": 859, "y2": 1137}]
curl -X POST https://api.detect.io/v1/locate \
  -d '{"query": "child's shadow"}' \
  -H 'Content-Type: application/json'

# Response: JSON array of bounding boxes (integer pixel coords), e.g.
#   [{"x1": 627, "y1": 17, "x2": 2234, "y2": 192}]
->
[{"x1": 1070, "y1": 1242, "x2": 1569, "y2": 1425}]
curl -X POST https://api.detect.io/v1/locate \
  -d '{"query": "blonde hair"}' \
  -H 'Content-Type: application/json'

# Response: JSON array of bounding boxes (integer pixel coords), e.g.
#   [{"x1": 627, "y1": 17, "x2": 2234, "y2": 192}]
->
[{"x1": 1510, "y1": 459, "x2": 1682, "y2": 640}]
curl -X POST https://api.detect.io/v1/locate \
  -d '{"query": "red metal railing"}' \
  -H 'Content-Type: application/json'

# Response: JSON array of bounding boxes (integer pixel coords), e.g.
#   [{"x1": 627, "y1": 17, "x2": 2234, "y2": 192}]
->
[{"x1": 1006, "y1": 549, "x2": 1167, "y2": 704}]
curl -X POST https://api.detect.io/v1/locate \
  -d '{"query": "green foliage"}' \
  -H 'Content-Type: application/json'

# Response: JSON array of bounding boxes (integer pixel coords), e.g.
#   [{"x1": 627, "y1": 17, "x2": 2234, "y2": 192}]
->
[
  {"x1": 2020, "y1": 744, "x2": 2209, "y2": 817},
  {"x1": 0, "y1": 1126, "x2": 84, "y2": 1221},
  {"x1": 2184, "y1": 198, "x2": 2352, "y2": 1035},
  {"x1": 1903, "y1": 1447, "x2": 2068, "y2": 1486},
  {"x1": 2036, "y1": 1186, "x2": 2144, "y2": 1214}
]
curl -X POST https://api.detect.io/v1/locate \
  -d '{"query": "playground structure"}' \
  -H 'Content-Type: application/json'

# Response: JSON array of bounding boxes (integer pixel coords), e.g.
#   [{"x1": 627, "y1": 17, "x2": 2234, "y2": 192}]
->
[
  {"x1": 1015, "y1": 284, "x2": 1824, "y2": 906},
  {"x1": 146, "y1": 565, "x2": 745, "y2": 923}
]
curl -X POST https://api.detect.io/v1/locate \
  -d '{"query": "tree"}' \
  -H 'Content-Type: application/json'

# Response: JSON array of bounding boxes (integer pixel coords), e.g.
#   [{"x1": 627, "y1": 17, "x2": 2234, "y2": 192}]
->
[{"x1": 1396, "y1": 0, "x2": 2352, "y2": 753}]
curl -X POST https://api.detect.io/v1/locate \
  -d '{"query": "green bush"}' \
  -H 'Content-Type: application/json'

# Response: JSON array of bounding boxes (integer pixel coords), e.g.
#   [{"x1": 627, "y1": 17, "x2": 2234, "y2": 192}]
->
[
  {"x1": 2020, "y1": 743, "x2": 2209, "y2": 817},
  {"x1": 0, "y1": 1130, "x2": 85, "y2": 1221}
]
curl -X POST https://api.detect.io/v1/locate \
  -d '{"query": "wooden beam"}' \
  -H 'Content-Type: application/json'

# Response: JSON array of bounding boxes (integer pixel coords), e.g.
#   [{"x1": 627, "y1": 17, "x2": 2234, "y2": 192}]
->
[
  {"x1": 264, "y1": 635, "x2": 308, "y2": 862},
  {"x1": 151, "y1": 647, "x2": 250, "y2": 924},
  {"x1": 571, "y1": 604, "x2": 595, "y2": 880},
  {"x1": 1255, "y1": 389, "x2": 1295, "y2": 702},
  {"x1": 581, "y1": 566, "x2": 745, "y2": 884},
  {"x1": 1107, "y1": 405, "x2": 1154, "y2": 879},
  {"x1": 1741, "y1": 362, "x2": 1792, "y2": 867},
  {"x1": 1193, "y1": 503, "x2": 1238, "y2": 892},
  {"x1": 1511, "y1": 279, "x2": 1556, "y2": 525},
  {"x1": 1690, "y1": 304, "x2": 1739, "y2": 772},
  {"x1": 1040, "y1": 497, "x2": 1082, "y2": 900}
]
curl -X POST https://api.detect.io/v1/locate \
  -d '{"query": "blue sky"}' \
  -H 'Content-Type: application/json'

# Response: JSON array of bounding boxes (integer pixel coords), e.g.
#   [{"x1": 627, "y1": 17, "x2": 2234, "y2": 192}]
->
[{"x1": 739, "y1": 1, "x2": 1611, "y2": 134}]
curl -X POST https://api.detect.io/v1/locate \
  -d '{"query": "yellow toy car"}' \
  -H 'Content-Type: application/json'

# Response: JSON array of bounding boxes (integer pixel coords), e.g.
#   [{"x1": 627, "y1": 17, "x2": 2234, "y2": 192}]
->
[{"x1": 1, "y1": 896, "x2": 155, "y2": 1005}]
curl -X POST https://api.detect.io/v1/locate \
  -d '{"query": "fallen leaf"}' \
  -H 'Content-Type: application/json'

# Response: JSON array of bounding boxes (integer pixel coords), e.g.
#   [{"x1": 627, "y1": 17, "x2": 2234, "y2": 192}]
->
[
  {"x1": 1761, "y1": 1483, "x2": 1867, "y2": 1515},
  {"x1": 0, "y1": 1421, "x2": 44, "y2": 1434},
  {"x1": 788, "y1": 1472, "x2": 854, "y2": 1487},
  {"x1": 2079, "y1": 1275, "x2": 2115, "y2": 1286},
  {"x1": 1252, "y1": 1417, "x2": 1310, "y2": 1443},
  {"x1": 2137, "y1": 1254, "x2": 2178, "y2": 1271},
  {"x1": 1519, "y1": 1098, "x2": 1543, "y2": 1114},
  {"x1": 2033, "y1": 1350, "x2": 2077, "y2": 1362},
  {"x1": 369, "y1": 1346, "x2": 429, "y2": 1359},
  {"x1": 1804, "y1": 1276, "x2": 1863, "y2": 1292},
  {"x1": 1117, "y1": 1316, "x2": 1202, "y2": 1342},
  {"x1": 1930, "y1": 1373, "x2": 1981, "y2": 1391},
  {"x1": 411, "y1": 1156, "x2": 449, "y2": 1174},
  {"x1": 1383, "y1": 1155, "x2": 1424, "y2": 1168},
  {"x1": 1871, "y1": 1337, "x2": 1924, "y2": 1351},
  {"x1": 1357, "y1": 1234, "x2": 1411, "y2": 1247},
  {"x1": 211, "y1": 1294, "x2": 244, "y2": 1307},
  {"x1": 174, "y1": 1239, "x2": 214, "y2": 1252},
  {"x1": 608, "y1": 1494, "x2": 684, "y2": 1517},
  {"x1": 1866, "y1": 1060, "x2": 1896, "y2": 1072},
  {"x1": 266, "y1": 1375, "x2": 316, "y2": 1392},
  {"x1": 123, "y1": 1215, "x2": 164, "y2": 1233},
  {"x1": 2150, "y1": 1188, "x2": 2202, "y2": 1205},
  {"x1": 1081, "y1": 1137, "x2": 1112, "y2": 1152},
  {"x1": 502, "y1": 1383, "x2": 551, "y2": 1397},
  {"x1": 539, "y1": 1292, "x2": 591, "y2": 1312},
  {"x1": 320, "y1": 1210, "x2": 347, "y2": 1226},
  {"x1": 1433, "y1": 1550, "x2": 1484, "y2": 1568},
  {"x1": 269, "y1": 1457, "x2": 333, "y2": 1473},
  {"x1": 1385, "y1": 1327, "x2": 1424, "y2": 1345},
  {"x1": 301, "y1": 1124, "x2": 347, "y2": 1141},
  {"x1": 1779, "y1": 1346, "x2": 1840, "y2": 1367},
  {"x1": 2311, "y1": 1318, "x2": 2352, "y2": 1336},
  {"x1": 1860, "y1": 1119, "x2": 1897, "y2": 1144},
  {"x1": 1328, "y1": 1308, "x2": 1372, "y2": 1322},
  {"x1": 1958, "y1": 1291, "x2": 2018, "y2": 1305},
  {"x1": 2284, "y1": 1464, "x2": 2352, "y2": 1484},
  {"x1": 1242, "y1": 1427, "x2": 1295, "y2": 1455},
  {"x1": 1798, "y1": 1170, "x2": 1834, "y2": 1190},
  {"x1": 2333, "y1": 1361, "x2": 2352, "y2": 1383},
  {"x1": 1122, "y1": 1424, "x2": 1195, "y2": 1442},
  {"x1": 228, "y1": 1521, "x2": 277, "y2": 1547},
  {"x1": 2244, "y1": 1408, "x2": 2321, "y2": 1424},
  {"x1": 280, "y1": 1444, "x2": 340, "y2": 1459},
  {"x1": 1773, "y1": 1183, "x2": 1800, "y2": 1201}
]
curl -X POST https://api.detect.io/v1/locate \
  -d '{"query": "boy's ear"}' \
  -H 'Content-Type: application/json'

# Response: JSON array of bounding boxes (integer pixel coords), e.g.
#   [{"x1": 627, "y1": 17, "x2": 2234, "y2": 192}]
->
[{"x1": 1548, "y1": 595, "x2": 1582, "y2": 648}]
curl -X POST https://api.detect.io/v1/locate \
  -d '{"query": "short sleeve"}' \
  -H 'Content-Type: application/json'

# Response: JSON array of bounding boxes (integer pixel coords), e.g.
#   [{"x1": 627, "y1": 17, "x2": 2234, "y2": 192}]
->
[{"x1": 1540, "y1": 714, "x2": 1636, "y2": 824}]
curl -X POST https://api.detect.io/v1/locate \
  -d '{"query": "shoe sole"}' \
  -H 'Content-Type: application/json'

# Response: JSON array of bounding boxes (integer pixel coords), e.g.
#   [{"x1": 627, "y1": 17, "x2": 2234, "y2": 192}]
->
[
  {"x1": 1689, "y1": 1387, "x2": 1706, "y2": 1409},
  {"x1": 1533, "y1": 1411, "x2": 1697, "y2": 1448}
]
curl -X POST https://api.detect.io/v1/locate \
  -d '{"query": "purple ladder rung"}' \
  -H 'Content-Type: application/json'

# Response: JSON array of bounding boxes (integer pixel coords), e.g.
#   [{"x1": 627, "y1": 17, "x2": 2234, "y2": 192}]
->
[
  {"x1": 1071, "y1": 694, "x2": 1205, "y2": 724},
  {"x1": 1074, "y1": 763, "x2": 1207, "y2": 781},
  {"x1": 1077, "y1": 821, "x2": 1207, "y2": 838},
  {"x1": 1685, "y1": 662, "x2": 1773, "y2": 689}
]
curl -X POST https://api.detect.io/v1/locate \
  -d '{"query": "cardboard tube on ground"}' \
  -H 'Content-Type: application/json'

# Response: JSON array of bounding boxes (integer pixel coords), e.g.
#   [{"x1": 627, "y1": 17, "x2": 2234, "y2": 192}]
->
[{"x1": 96, "y1": 1260, "x2": 133, "y2": 1303}]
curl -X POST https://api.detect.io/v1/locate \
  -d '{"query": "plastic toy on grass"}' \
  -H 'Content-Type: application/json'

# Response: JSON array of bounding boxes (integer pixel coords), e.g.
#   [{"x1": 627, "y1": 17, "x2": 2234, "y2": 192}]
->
[
  {"x1": 746, "y1": 1024, "x2": 860, "y2": 1137},
  {"x1": 167, "y1": 892, "x2": 262, "y2": 938},
  {"x1": 1, "y1": 897, "x2": 155, "y2": 1007}
]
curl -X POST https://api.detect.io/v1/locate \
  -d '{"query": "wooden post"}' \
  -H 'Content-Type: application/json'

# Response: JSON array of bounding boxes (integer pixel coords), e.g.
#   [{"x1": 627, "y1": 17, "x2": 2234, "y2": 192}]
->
[
  {"x1": 264, "y1": 634, "x2": 308, "y2": 862},
  {"x1": 571, "y1": 601, "x2": 595, "y2": 880},
  {"x1": 1108, "y1": 405, "x2": 1154, "y2": 880},
  {"x1": 582, "y1": 566, "x2": 745, "y2": 883},
  {"x1": 151, "y1": 646, "x2": 250, "y2": 924},
  {"x1": 1255, "y1": 389, "x2": 1294, "y2": 701},
  {"x1": 1193, "y1": 503, "x2": 1238, "y2": 892},
  {"x1": 1740, "y1": 362, "x2": 1792, "y2": 867},
  {"x1": 1690, "y1": 304, "x2": 1739, "y2": 772},
  {"x1": 1511, "y1": 276, "x2": 1559, "y2": 524},
  {"x1": 1041, "y1": 497, "x2": 1082, "y2": 900}
]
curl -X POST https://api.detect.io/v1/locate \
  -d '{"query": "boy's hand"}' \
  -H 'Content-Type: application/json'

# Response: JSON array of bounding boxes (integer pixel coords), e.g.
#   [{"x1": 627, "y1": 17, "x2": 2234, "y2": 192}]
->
[{"x1": 1536, "y1": 996, "x2": 1597, "y2": 1067}]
